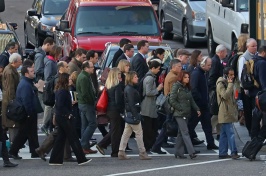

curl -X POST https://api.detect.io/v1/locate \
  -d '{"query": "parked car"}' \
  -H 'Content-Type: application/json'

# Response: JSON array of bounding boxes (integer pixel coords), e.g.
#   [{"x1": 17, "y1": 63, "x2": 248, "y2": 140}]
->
[
  {"x1": 24, "y1": 0, "x2": 70, "y2": 48},
  {"x1": 206, "y1": 0, "x2": 249, "y2": 57},
  {"x1": 55, "y1": 0, "x2": 173, "y2": 57},
  {"x1": 159, "y1": 0, "x2": 207, "y2": 47}
]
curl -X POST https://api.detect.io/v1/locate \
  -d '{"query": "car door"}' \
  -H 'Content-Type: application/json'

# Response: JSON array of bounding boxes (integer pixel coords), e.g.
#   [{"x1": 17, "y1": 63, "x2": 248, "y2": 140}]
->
[
  {"x1": 161, "y1": 0, "x2": 174, "y2": 25},
  {"x1": 28, "y1": 0, "x2": 42, "y2": 44},
  {"x1": 173, "y1": 0, "x2": 186, "y2": 35}
]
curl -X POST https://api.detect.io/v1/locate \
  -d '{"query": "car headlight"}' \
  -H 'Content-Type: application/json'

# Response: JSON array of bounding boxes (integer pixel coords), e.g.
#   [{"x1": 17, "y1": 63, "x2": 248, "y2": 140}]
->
[
  {"x1": 192, "y1": 11, "x2": 205, "y2": 21},
  {"x1": 40, "y1": 24, "x2": 55, "y2": 32}
]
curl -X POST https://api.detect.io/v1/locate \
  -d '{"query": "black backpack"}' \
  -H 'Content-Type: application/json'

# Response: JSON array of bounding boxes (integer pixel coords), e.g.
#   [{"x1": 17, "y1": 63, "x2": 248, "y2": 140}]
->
[
  {"x1": 43, "y1": 76, "x2": 57, "y2": 106},
  {"x1": 27, "y1": 50, "x2": 36, "y2": 61},
  {"x1": 227, "y1": 52, "x2": 242, "y2": 77},
  {"x1": 138, "y1": 73, "x2": 153, "y2": 102},
  {"x1": 241, "y1": 59, "x2": 259, "y2": 90}
]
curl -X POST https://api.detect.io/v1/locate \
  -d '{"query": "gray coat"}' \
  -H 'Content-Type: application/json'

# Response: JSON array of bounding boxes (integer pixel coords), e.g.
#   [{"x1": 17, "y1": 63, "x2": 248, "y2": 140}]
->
[
  {"x1": 140, "y1": 71, "x2": 158, "y2": 118},
  {"x1": 34, "y1": 47, "x2": 46, "y2": 81},
  {"x1": 44, "y1": 56, "x2": 57, "y2": 81}
]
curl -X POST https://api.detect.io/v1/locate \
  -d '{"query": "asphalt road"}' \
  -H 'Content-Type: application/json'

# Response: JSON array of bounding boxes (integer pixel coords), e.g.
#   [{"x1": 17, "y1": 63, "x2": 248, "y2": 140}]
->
[{"x1": 1, "y1": 1, "x2": 266, "y2": 176}]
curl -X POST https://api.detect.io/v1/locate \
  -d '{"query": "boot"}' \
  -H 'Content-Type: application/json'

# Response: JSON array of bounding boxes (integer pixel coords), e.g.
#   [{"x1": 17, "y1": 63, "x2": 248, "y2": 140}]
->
[
  {"x1": 118, "y1": 150, "x2": 130, "y2": 160},
  {"x1": 139, "y1": 152, "x2": 151, "y2": 160}
]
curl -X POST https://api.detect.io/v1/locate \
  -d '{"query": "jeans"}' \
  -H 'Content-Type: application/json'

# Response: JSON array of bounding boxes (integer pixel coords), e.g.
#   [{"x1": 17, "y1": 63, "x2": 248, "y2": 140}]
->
[
  {"x1": 219, "y1": 123, "x2": 238, "y2": 156},
  {"x1": 78, "y1": 104, "x2": 97, "y2": 150}
]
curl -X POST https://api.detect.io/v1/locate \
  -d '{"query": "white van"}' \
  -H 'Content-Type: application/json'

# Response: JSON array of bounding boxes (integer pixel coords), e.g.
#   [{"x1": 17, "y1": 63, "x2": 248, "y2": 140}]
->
[{"x1": 206, "y1": 0, "x2": 249, "y2": 56}]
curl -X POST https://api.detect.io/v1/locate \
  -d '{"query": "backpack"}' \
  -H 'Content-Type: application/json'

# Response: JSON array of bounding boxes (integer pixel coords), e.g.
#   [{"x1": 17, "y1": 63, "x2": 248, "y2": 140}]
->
[
  {"x1": 138, "y1": 73, "x2": 153, "y2": 102},
  {"x1": 256, "y1": 90, "x2": 266, "y2": 112},
  {"x1": 241, "y1": 59, "x2": 259, "y2": 90},
  {"x1": 227, "y1": 52, "x2": 243, "y2": 77},
  {"x1": 27, "y1": 50, "x2": 36, "y2": 61},
  {"x1": 42, "y1": 76, "x2": 57, "y2": 106}
]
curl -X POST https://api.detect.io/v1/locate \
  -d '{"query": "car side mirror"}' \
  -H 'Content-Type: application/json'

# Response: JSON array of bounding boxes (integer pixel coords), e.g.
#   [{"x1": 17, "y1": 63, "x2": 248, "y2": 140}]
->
[
  {"x1": 28, "y1": 9, "x2": 41, "y2": 18},
  {"x1": 58, "y1": 20, "x2": 71, "y2": 32},
  {"x1": 161, "y1": 21, "x2": 173, "y2": 33},
  {"x1": 9, "y1": 23, "x2": 18, "y2": 30}
]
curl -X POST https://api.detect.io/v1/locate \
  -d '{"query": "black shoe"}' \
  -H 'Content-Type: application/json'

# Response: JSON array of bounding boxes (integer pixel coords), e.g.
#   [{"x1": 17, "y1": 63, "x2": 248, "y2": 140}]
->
[
  {"x1": 3, "y1": 161, "x2": 18, "y2": 167},
  {"x1": 35, "y1": 148, "x2": 46, "y2": 161},
  {"x1": 90, "y1": 138, "x2": 97, "y2": 141},
  {"x1": 31, "y1": 153, "x2": 40, "y2": 158},
  {"x1": 64, "y1": 157, "x2": 77, "y2": 162},
  {"x1": 191, "y1": 138, "x2": 204, "y2": 146},
  {"x1": 218, "y1": 155, "x2": 231, "y2": 159},
  {"x1": 89, "y1": 141, "x2": 97, "y2": 148},
  {"x1": 207, "y1": 144, "x2": 219, "y2": 150},
  {"x1": 8, "y1": 153, "x2": 22, "y2": 160},
  {"x1": 185, "y1": 150, "x2": 200, "y2": 154},
  {"x1": 125, "y1": 146, "x2": 133, "y2": 152},
  {"x1": 189, "y1": 153, "x2": 197, "y2": 159},
  {"x1": 162, "y1": 143, "x2": 174, "y2": 148},
  {"x1": 151, "y1": 148, "x2": 167, "y2": 154},
  {"x1": 175, "y1": 154, "x2": 187, "y2": 159}
]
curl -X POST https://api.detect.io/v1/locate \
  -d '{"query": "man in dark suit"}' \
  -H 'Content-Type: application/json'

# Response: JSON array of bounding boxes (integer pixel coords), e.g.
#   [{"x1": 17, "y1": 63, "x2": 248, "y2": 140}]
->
[
  {"x1": 130, "y1": 40, "x2": 149, "y2": 81},
  {"x1": 112, "y1": 38, "x2": 131, "y2": 68},
  {"x1": 115, "y1": 44, "x2": 134, "y2": 67}
]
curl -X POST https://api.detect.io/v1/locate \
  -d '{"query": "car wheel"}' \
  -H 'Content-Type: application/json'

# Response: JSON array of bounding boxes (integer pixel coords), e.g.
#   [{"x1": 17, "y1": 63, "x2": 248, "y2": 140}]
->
[
  {"x1": 24, "y1": 27, "x2": 32, "y2": 49},
  {"x1": 182, "y1": 21, "x2": 191, "y2": 47},
  {"x1": 161, "y1": 13, "x2": 173, "y2": 40},
  {"x1": 207, "y1": 26, "x2": 217, "y2": 57}
]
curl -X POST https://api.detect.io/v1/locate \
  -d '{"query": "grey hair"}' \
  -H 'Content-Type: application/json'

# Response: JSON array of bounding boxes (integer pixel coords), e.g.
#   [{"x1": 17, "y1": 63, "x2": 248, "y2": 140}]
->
[
  {"x1": 9, "y1": 53, "x2": 21, "y2": 63},
  {"x1": 215, "y1": 44, "x2": 227, "y2": 53},
  {"x1": 200, "y1": 56, "x2": 210, "y2": 67},
  {"x1": 246, "y1": 38, "x2": 257, "y2": 47}
]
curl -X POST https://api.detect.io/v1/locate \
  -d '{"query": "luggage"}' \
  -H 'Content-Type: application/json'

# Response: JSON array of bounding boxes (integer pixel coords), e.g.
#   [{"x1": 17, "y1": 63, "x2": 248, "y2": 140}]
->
[{"x1": 242, "y1": 137, "x2": 263, "y2": 161}]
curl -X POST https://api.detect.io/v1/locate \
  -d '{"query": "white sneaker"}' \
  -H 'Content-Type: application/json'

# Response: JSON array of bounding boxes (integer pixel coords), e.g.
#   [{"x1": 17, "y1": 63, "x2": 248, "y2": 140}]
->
[
  {"x1": 49, "y1": 163, "x2": 63, "y2": 166},
  {"x1": 78, "y1": 159, "x2": 92, "y2": 166}
]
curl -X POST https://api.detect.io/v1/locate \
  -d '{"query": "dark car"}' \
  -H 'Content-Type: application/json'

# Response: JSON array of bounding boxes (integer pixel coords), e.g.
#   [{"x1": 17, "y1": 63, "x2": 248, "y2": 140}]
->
[{"x1": 24, "y1": 0, "x2": 70, "y2": 48}]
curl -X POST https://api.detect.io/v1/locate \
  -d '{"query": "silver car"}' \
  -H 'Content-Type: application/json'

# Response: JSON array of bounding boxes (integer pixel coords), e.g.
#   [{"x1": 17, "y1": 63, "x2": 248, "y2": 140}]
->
[{"x1": 159, "y1": 0, "x2": 207, "y2": 47}]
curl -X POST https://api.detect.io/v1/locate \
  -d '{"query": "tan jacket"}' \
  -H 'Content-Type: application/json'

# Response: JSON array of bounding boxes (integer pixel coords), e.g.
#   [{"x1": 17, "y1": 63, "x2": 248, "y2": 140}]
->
[
  {"x1": 164, "y1": 70, "x2": 178, "y2": 96},
  {"x1": 2, "y1": 64, "x2": 20, "y2": 128},
  {"x1": 216, "y1": 77, "x2": 238, "y2": 123},
  {"x1": 68, "y1": 58, "x2": 82, "y2": 75}
]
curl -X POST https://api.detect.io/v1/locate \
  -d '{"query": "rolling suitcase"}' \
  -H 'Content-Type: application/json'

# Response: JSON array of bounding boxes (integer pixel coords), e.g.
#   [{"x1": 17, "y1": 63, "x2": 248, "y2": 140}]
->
[{"x1": 242, "y1": 137, "x2": 263, "y2": 161}]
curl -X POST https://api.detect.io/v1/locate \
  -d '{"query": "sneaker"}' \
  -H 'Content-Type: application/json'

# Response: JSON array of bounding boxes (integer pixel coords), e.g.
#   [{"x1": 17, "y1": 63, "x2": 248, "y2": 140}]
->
[
  {"x1": 83, "y1": 149, "x2": 98, "y2": 154},
  {"x1": 49, "y1": 163, "x2": 63, "y2": 166},
  {"x1": 168, "y1": 137, "x2": 176, "y2": 144},
  {"x1": 231, "y1": 154, "x2": 240, "y2": 159},
  {"x1": 41, "y1": 126, "x2": 49, "y2": 136},
  {"x1": 78, "y1": 159, "x2": 92, "y2": 166},
  {"x1": 219, "y1": 155, "x2": 231, "y2": 159},
  {"x1": 96, "y1": 144, "x2": 105, "y2": 155},
  {"x1": 151, "y1": 148, "x2": 167, "y2": 154}
]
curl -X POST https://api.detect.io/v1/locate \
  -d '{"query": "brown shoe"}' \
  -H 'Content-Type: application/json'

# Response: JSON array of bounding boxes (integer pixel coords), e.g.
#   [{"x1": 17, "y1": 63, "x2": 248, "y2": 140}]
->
[
  {"x1": 139, "y1": 152, "x2": 151, "y2": 160},
  {"x1": 83, "y1": 149, "x2": 98, "y2": 154},
  {"x1": 118, "y1": 150, "x2": 130, "y2": 160},
  {"x1": 231, "y1": 154, "x2": 240, "y2": 159},
  {"x1": 35, "y1": 148, "x2": 46, "y2": 161}
]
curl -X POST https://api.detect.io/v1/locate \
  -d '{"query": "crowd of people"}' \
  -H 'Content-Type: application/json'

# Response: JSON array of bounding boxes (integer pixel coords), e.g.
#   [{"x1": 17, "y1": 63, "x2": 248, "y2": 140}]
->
[{"x1": 0, "y1": 35, "x2": 266, "y2": 168}]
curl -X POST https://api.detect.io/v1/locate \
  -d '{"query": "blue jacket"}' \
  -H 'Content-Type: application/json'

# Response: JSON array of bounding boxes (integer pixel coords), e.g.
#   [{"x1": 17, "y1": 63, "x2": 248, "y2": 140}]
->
[
  {"x1": 16, "y1": 76, "x2": 37, "y2": 117},
  {"x1": 190, "y1": 66, "x2": 209, "y2": 111},
  {"x1": 254, "y1": 55, "x2": 266, "y2": 92}
]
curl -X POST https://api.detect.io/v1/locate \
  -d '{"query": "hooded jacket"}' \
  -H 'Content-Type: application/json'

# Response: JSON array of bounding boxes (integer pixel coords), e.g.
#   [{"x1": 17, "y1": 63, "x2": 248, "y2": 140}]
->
[
  {"x1": 34, "y1": 47, "x2": 46, "y2": 81},
  {"x1": 44, "y1": 55, "x2": 57, "y2": 81}
]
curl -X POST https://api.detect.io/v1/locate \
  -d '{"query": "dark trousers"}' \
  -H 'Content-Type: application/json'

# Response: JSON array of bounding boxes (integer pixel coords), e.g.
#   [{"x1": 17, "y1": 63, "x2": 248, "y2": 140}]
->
[
  {"x1": 241, "y1": 90, "x2": 255, "y2": 134},
  {"x1": 98, "y1": 125, "x2": 108, "y2": 137},
  {"x1": 142, "y1": 116, "x2": 158, "y2": 151},
  {"x1": 9, "y1": 115, "x2": 39, "y2": 155},
  {"x1": 251, "y1": 107, "x2": 263, "y2": 139},
  {"x1": 49, "y1": 115, "x2": 86, "y2": 164},
  {"x1": 0, "y1": 130, "x2": 9, "y2": 162},
  {"x1": 188, "y1": 110, "x2": 214, "y2": 145},
  {"x1": 98, "y1": 111, "x2": 123, "y2": 156}
]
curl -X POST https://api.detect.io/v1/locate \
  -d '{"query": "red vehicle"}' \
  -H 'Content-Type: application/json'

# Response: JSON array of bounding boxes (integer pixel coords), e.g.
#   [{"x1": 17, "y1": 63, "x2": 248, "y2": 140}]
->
[{"x1": 55, "y1": 0, "x2": 173, "y2": 56}]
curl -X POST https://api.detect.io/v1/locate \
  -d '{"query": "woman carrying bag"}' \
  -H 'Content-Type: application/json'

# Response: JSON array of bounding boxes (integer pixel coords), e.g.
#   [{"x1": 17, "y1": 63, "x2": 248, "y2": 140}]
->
[
  {"x1": 169, "y1": 71, "x2": 201, "y2": 159},
  {"x1": 118, "y1": 71, "x2": 151, "y2": 160}
]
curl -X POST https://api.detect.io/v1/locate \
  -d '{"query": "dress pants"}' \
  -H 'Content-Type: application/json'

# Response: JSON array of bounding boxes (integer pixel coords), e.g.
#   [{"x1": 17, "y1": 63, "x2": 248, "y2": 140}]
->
[
  {"x1": 9, "y1": 114, "x2": 39, "y2": 155},
  {"x1": 98, "y1": 111, "x2": 123, "y2": 156},
  {"x1": 175, "y1": 117, "x2": 195, "y2": 156},
  {"x1": 142, "y1": 116, "x2": 158, "y2": 151},
  {"x1": 49, "y1": 115, "x2": 87, "y2": 164},
  {"x1": 241, "y1": 89, "x2": 255, "y2": 134}
]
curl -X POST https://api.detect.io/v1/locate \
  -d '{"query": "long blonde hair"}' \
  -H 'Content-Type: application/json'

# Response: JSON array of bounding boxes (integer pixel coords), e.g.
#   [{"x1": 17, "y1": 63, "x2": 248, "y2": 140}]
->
[
  {"x1": 117, "y1": 60, "x2": 130, "y2": 73},
  {"x1": 105, "y1": 67, "x2": 120, "y2": 89}
]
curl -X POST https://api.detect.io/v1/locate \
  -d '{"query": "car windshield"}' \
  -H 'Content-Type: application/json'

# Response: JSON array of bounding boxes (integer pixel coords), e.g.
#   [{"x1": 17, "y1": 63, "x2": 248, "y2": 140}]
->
[
  {"x1": 43, "y1": 0, "x2": 70, "y2": 15},
  {"x1": 237, "y1": 0, "x2": 248, "y2": 11},
  {"x1": 0, "y1": 33, "x2": 17, "y2": 53},
  {"x1": 75, "y1": 6, "x2": 160, "y2": 36}
]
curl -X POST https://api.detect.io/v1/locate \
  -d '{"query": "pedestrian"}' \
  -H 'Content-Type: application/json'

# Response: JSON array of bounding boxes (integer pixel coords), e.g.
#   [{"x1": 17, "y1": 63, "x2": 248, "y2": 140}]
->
[
  {"x1": 115, "y1": 44, "x2": 134, "y2": 67},
  {"x1": 118, "y1": 71, "x2": 151, "y2": 160},
  {"x1": 49, "y1": 73, "x2": 92, "y2": 166},
  {"x1": 112, "y1": 38, "x2": 131, "y2": 68},
  {"x1": 170, "y1": 71, "x2": 200, "y2": 159},
  {"x1": 216, "y1": 67, "x2": 240, "y2": 159},
  {"x1": 96, "y1": 68, "x2": 124, "y2": 157},
  {"x1": 187, "y1": 49, "x2": 202, "y2": 73}
]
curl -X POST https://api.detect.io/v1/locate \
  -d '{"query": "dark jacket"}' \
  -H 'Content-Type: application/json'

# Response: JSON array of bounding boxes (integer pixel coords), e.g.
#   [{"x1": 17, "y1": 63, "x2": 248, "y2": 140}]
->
[
  {"x1": 187, "y1": 64, "x2": 196, "y2": 74},
  {"x1": 170, "y1": 81, "x2": 199, "y2": 117},
  {"x1": 112, "y1": 48, "x2": 123, "y2": 68},
  {"x1": 16, "y1": 76, "x2": 37, "y2": 117},
  {"x1": 115, "y1": 53, "x2": 127, "y2": 67},
  {"x1": 253, "y1": 55, "x2": 266, "y2": 93},
  {"x1": 34, "y1": 47, "x2": 46, "y2": 81},
  {"x1": 190, "y1": 66, "x2": 209, "y2": 111},
  {"x1": 0, "y1": 50, "x2": 9, "y2": 69},
  {"x1": 68, "y1": 58, "x2": 82, "y2": 75},
  {"x1": 107, "y1": 84, "x2": 124, "y2": 113},
  {"x1": 91, "y1": 67, "x2": 99, "y2": 96},
  {"x1": 208, "y1": 54, "x2": 224, "y2": 91},
  {"x1": 131, "y1": 53, "x2": 149, "y2": 81},
  {"x1": 44, "y1": 55, "x2": 57, "y2": 81},
  {"x1": 124, "y1": 84, "x2": 141, "y2": 118},
  {"x1": 76, "y1": 70, "x2": 96, "y2": 105},
  {"x1": 55, "y1": 89, "x2": 72, "y2": 117}
]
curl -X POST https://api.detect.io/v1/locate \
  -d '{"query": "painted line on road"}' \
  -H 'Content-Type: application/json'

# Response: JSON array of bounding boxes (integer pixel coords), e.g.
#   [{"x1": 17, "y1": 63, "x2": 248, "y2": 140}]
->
[{"x1": 104, "y1": 159, "x2": 231, "y2": 176}]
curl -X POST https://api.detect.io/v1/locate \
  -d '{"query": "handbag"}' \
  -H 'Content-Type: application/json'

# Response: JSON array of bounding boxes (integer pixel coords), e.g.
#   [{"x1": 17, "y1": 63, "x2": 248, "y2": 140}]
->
[
  {"x1": 164, "y1": 117, "x2": 178, "y2": 137},
  {"x1": 123, "y1": 111, "x2": 141, "y2": 125},
  {"x1": 6, "y1": 99, "x2": 28, "y2": 122},
  {"x1": 96, "y1": 87, "x2": 108, "y2": 113},
  {"x1": 156, "y1": 93, "x2": 167, "y2": 109}
]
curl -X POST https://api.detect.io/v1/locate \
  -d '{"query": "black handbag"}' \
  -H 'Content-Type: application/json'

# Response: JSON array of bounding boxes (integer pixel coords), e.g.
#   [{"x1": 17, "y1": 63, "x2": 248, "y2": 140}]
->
[
  {"x1": 164, "y1": 117, "x2": 178, "y2": 137},
  {"x1": 123, "y1": 111, "x2": 141, "y2": 125},
  {"x1": 6, "y1": 99, "x2": 28, "y2": 122}
]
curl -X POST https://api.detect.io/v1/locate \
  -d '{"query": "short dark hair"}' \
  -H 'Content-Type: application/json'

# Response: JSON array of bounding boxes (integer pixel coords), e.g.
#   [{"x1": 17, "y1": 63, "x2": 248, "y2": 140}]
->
[
  {"x1": 57, "y1": 61, "x2": 65, "y2": 71},
  {"x1": 151, "y1": 48, "x2": 165, "y2": 57},
  {"x1": 170, "y1": 59, "x2": 181, "y2": 69},
  {"x1": 258, "y1": 45, "x2": 266, "y2": 54},
  {"x1": 82, "y1": 61, "x2": 90, "y2": 70},
  {"x1": 6, "y1": 42, "x2": 18, "y2": 50},
  {"x1": 43, "y1": 37, "x2": 55, "y2": 45},
  {"x1": 23, "y1": 59, "x2": 34, "y2": 67},
  {"x1": 137, "y1": 40, "x2": 148, "y2": 50},
  {"x1": 123, "y1": 44, "x2": 134, "y2": 53},
  {"x1": 75, "y1": 48, "x2": 87, "y2": 57},
  {"x1": 148, "y1": 60, "x2": 161, "y2": 69},
  {"x1": 223, "y1": 67, "x2": 234, "y2": 75},
  {"x1": 21, "y1": 65, "x2": 31, "y2": 76},
  {"x1": 119, "y1": 38, "x2": 131, "y2": 47},
  {"x1": 86, "y1": 50, "x2": 96, "y2": 60}
]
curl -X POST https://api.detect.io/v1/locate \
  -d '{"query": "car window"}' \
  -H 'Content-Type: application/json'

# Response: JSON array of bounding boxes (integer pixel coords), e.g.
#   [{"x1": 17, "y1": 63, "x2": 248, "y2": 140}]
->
[
  {"x1": 75, "y1": 6, "x2": 159, "y2": 36},
  {"x1": 43, "y1": 0, "x2": 70, "y2": 15},
  {"x1": 0, "y1": 33, "x2": 16, "y2": 53},
  {"x1": 237, "y1": 0, "x2": 248, "y2": 11},
  {"x1": 35, "y1": 0, "x2": 42, "y2": 14}
]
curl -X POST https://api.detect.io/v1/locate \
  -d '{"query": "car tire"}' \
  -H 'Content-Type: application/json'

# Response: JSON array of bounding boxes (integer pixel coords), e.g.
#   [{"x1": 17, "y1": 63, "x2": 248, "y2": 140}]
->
[
  {"x1": 24, "y1": 27, "x2": 32, "y2": 49},
  {"x1": 160, "y1": 13, "x2": 173, "y2": 40},
  {"x1": 207, "y1": 26, "x2": 217, "y2": 57},
  {"x1": 182, "y1": 20, "x2": 191, "y2": 48}
]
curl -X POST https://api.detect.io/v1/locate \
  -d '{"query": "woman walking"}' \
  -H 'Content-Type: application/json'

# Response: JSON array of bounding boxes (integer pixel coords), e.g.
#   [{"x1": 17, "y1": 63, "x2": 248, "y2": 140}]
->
[
  {"x1": 118, "y1": 71, "x2": 151, "y2": 160},
  {"x1": 187, "y1": 50, "x2": 203, "y2": 73},
  {"x1": 49, "y1": 73, "x2": 91, "y2": 165},
  {"x1": 169, "y1": 71, "x2": 201, "y2": 159}
]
